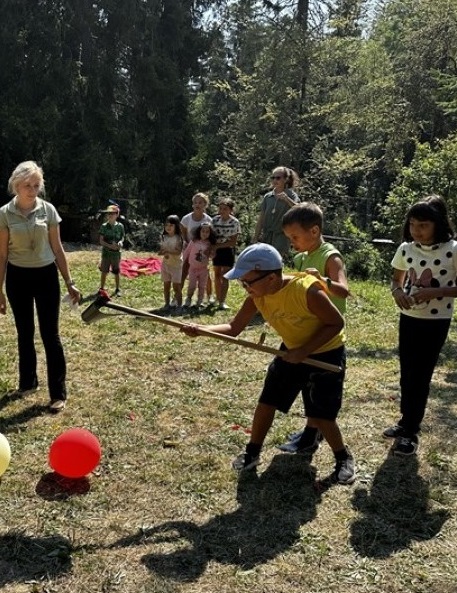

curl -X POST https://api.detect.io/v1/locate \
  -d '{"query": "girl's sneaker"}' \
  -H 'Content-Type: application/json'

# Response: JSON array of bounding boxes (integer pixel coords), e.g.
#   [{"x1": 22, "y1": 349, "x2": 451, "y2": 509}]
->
[
  {"x1": 184, "y1": 297, "x2": 192, "y2": 308},
  {"x1": 383, "y1": 424, "x2": 405, "y2": 439},
  {"x1": 392, "y1": 435, "x2": 418, "y2": 456}
]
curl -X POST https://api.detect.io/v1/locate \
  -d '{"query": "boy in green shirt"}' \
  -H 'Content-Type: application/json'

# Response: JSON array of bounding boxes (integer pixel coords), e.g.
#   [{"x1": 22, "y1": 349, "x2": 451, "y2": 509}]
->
[
  {"x1": 99, "y1": 204, "x2": 125, "y2": 296},
  {"x1": 279, "y1": 202, "x2": 350, "y2": 455}
]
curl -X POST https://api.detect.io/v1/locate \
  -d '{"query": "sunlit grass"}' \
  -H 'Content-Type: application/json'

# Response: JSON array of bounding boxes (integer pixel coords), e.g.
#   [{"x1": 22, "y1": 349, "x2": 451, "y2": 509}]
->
[{"x1": 0, "y1": 249, "x2": 456, "y2": 592}]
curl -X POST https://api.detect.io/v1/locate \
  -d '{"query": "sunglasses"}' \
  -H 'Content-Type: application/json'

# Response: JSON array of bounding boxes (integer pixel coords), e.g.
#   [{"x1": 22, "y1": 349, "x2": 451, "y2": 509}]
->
[
  {"x1": 270, "y1": 175, "x2": 284, "y2": 180},
  {"x1": 238, "y1": 271, "x2": 272, "y2": 289}
]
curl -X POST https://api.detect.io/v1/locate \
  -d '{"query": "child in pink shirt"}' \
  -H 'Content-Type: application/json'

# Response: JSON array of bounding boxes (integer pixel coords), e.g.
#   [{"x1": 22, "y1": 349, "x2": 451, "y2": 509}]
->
[{"x1": 183, "y1": 223, "x2": 216, "y2": 308}]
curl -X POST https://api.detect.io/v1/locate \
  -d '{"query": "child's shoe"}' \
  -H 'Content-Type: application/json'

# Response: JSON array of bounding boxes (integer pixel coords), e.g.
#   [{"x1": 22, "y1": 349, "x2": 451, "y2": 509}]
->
[
  {"x1": 232, "y1": 452, "x2": 260, "y2": 471},
  {"x1": 331, "y1": 452, "x2": 356, "y2": 484},
  {"x1": 391, "y1": 435, "x2": 418, "y2": 456},
  {"x1": 113, "y1": 288, "x2": 121, "y2": 297},
  {"x1": 218, "y1": 302, "x2": 230, "y2": 310},
  {"x1": 184, "y1": 297, "x2": 192, "y2": 308},
  {"x1": 382, "y1": 424, "x2": 405, "y2": 439}
]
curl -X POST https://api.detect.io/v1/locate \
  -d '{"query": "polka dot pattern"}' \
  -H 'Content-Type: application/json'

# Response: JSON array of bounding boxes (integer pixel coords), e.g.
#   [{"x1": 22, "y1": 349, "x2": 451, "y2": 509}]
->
[{"x1": 391, "y1": 240, "x2": 457, "y2": 319}]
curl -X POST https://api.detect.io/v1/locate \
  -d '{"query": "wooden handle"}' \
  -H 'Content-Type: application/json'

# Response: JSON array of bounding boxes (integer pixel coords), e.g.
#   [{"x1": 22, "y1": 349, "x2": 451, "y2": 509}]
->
[{"x1": 102, "y1": 301, "x2": 342, "y2": 373}]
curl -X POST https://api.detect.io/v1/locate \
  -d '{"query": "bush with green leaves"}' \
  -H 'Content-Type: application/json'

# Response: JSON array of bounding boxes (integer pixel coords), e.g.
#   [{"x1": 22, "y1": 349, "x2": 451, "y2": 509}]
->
[{"x1": 376, "y1": 134, "x2": 457, "y2": 239}]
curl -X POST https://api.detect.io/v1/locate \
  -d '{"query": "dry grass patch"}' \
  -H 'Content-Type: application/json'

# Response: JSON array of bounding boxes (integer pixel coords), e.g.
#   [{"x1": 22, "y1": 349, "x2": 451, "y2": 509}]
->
[{"x1": 0, "y1": 252, "x2": 456, "y2": 592}]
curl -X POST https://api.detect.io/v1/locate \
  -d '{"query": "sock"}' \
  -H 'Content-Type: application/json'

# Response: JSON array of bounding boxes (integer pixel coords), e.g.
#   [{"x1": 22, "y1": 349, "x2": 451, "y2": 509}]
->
[
  {"x1": 334, "y1": 447, "x2": 349, "y2": 462},
  {"x1": 297, "y1": 426, "x2": 319, "y2": 448},
  {"x1": 246, "y1": 442, "x2": 262, "y2": 458}
]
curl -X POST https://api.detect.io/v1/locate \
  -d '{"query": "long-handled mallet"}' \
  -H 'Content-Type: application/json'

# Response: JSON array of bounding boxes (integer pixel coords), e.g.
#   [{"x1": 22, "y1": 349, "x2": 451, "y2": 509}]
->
[{"x1": 81, "y1": 293, "x2": 342, "y2": 373}]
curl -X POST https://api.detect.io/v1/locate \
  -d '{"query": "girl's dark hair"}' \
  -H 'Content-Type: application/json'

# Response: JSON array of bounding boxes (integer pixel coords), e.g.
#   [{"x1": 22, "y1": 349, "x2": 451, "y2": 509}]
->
[
  {"x1": 193, "y1": 222, "x2": 217, "y2": 244},
  {"x1": 163, "y1": 215, "x2": 183, "y2": 242},
  {"x1": 403, "y1": 195, "x2": 454, "y2": 243}
]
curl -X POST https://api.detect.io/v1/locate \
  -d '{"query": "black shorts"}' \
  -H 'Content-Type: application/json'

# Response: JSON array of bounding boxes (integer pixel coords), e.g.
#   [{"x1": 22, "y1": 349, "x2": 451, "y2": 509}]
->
[
  {"x1": 259, "y1": 346, "x2": 346, "y2": 420},
  {"x1": 213, "y1": 247, "x2": 235, "y2": 268}
]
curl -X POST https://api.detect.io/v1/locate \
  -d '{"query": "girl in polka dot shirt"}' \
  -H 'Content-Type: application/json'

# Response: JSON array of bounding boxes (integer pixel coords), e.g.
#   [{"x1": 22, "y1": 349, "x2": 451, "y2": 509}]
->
[{"x1": 384, "y1": 195, "x2": 457, "y2": 456}]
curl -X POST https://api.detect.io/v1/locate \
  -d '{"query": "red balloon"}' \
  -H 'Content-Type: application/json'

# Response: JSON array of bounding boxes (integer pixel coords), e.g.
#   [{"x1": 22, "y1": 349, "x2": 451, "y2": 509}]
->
[{"x1": 49, "y1": 428, "x2": 101, "y2": 478}]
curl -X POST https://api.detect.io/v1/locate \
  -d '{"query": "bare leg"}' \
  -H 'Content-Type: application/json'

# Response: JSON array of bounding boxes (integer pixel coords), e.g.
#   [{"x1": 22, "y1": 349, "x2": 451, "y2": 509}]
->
[
  {"x1": 311, "y1": 418, "x2": 345, "y2": 452},
  {"x1": 163, "y1": 281, "x2": 171, "y2": 306},
  {"x1": 250, "y1": 403, "x2": 277, "y2": 445},
  {"x1": 172, "y1": 282, "x2": 182, "y2": 306},
  {"x1": 100, "y1": 272, "x2": 108, "y2": 289}
]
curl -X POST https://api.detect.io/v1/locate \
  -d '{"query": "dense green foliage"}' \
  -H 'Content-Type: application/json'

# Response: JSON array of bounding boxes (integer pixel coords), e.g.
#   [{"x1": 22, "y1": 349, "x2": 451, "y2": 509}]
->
[{"x1": 2, "y1": 0, "x2": 457, "y2": 261}]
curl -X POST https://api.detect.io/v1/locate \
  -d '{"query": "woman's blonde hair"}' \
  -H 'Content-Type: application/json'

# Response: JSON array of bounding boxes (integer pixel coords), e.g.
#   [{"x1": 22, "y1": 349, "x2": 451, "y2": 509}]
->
[{"x1": 8, "y1": 161, "x2": 45, "y2": 196}]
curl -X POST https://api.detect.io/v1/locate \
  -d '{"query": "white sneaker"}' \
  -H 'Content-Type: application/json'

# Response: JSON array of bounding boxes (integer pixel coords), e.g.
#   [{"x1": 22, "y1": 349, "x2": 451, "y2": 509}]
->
[
  {"x1": 218, "y1": 302, "x2": 230, "y2": 310},
  {"x1": 49, "y1": 399, "x2": 66, "y2": 413},
  {"x1": 208, "y1": 296, "x2": 216, "y2": 305},
  {"x1": 170, "y1": 299, "x2": 178, "y2": 308}
]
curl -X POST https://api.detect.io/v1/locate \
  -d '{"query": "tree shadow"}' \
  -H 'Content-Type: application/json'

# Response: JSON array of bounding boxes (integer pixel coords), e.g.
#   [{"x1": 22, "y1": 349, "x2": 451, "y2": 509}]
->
[
  {"x1": 35, "y1": 472, "x2": 91, "y2": 501},
  {"x1": 0, "y1": 531, "x2": 72, "y2": 586},
  {"x1": 0, "y1": 403, "x2": 48, "y2": 433},
  {"x1": 110, "y1": 454, "x2": 322, "y2": 581},
  {"x1": 350, "y1": 454, "x2": 449, "y2": 558}
]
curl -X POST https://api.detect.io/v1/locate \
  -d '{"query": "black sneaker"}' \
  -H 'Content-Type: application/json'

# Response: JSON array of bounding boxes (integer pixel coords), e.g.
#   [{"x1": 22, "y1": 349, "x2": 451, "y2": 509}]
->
[
  {"x1": 232, "y1": 452, "x2": 260, "y2": 471},
  {"x1": 8, "y1": 385, "x2": 39, "y2": 398},
  {"x1": 331, "y1": 453, "x2": 356, "y2": 485},
  {"x1": 383, "y1": 424, "x2": 405, "y2": 439},
  {"x1": 392, "y1": 435, "x2": 418, "y2": 456}
]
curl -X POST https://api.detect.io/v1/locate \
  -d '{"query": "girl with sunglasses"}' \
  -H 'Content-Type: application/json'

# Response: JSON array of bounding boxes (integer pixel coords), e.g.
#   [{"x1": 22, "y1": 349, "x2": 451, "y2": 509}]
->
[{"x1": 252, "y1": 166, "x2": 301, "y2": 256}]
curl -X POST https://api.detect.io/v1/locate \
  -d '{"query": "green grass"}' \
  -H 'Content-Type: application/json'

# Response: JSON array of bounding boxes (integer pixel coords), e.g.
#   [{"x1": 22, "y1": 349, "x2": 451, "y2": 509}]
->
[{"x1": 0, "y1": 249, "x2": 457, "y2": 592}]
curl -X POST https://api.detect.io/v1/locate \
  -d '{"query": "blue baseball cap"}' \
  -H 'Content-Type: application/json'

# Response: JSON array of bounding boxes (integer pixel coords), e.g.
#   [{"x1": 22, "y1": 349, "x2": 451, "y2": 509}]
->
[{"x1": 224, "y1": 243, "x2": 283, "y2": 280}]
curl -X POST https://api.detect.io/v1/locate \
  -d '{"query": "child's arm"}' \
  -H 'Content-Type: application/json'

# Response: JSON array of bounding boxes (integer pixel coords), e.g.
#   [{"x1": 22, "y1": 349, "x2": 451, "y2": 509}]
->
[
  {"x1": 180, "y1": 297, "x2": 257, "y2": 338},
  {"x1": 182, "y1": 241, "x2": 192, "y2": 262},
  {"x1": 180, "y1": 223, "x2": 189, "y2": 243},
  {"x1": 99, "y1": 234, "x2": 117, "y2": 251},
  {"x1": 304, "y1": 254, "x2": 349, "y2": 299},
  {"x1": 391, "y1": 268, "x2": 414, "y2": 310},
  {"x1": 216, "y1": 232, "x2": 239, "y2": 250},
  {"x1": 281, "y1": 284, "x2": 344, "y2": 364},
  {"x1": 118, "y1": 224, "x2": 125, "y2": 248}
]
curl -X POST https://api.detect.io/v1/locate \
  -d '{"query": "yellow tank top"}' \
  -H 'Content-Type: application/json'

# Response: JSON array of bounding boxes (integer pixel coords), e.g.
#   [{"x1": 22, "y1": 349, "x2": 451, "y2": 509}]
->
[{"x1": 253, "y1": 276, "x2": 345, "y2": 353}]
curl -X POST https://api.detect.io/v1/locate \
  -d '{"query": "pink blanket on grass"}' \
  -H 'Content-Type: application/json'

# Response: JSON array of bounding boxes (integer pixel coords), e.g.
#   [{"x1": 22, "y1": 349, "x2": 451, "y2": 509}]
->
[{"x1": 119, "y1": 257, "x2": 162, "y2": 278}]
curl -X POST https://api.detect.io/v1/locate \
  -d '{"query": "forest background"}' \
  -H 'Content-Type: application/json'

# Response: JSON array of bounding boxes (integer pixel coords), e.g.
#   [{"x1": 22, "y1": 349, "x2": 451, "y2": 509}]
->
[{"x1": 1, "y1": 0, "x2": 457, "y2": 278}]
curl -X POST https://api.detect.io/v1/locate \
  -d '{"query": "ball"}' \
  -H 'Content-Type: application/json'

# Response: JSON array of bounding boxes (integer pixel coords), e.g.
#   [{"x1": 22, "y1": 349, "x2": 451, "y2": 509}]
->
[
  {"x1": 49, "y1": 428, "x2": 101, "y2": 478},
  {"x1": 0, "y1": 433, "x2": 11, "y2": 477}
]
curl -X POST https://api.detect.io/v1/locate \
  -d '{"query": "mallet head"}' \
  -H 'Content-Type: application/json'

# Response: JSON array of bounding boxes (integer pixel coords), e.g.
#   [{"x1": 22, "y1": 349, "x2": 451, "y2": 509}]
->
[{"x1": 81, "y1": 290, "x2": 111, "y2": 324}]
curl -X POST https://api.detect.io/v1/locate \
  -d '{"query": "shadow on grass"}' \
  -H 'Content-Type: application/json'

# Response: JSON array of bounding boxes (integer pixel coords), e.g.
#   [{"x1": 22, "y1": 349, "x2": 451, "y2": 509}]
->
[
  {"x1": 0, "y1": 403, "x2": 48, "y2": 433},
  {"x1": 350, "y1": 454, "x2": 449, "y2": 558},
  {"x1": 36, "y1": 472, "x2": 91, "y2": 500},
  {"x1": 0, "y1": 531, "x2": 72, "y2": 587},
  {"x1": 111, "y1": 454, "x2": 321, "y2": 580}
]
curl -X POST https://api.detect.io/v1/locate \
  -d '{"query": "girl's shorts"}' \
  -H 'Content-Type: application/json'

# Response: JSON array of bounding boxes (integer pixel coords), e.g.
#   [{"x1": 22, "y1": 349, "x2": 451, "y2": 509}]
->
[{"x1": 213, "y1": 247, "x2": 235, "y2": 268}]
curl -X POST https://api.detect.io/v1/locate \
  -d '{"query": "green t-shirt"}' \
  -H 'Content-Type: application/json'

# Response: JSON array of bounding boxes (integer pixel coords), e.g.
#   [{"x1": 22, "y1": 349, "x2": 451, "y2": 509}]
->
[
  {"x1": 99, "y1": 221, "x2": 125, "y2": 257},
  {"x1": 293, "y1": 242, "x2": 346, "y2": 315}
]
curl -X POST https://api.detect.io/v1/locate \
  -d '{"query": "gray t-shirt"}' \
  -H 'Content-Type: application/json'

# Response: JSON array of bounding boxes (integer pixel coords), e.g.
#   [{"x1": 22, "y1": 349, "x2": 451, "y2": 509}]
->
[{"x1": 0, "y1": 197, "x2": 61, "y2": 267}]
